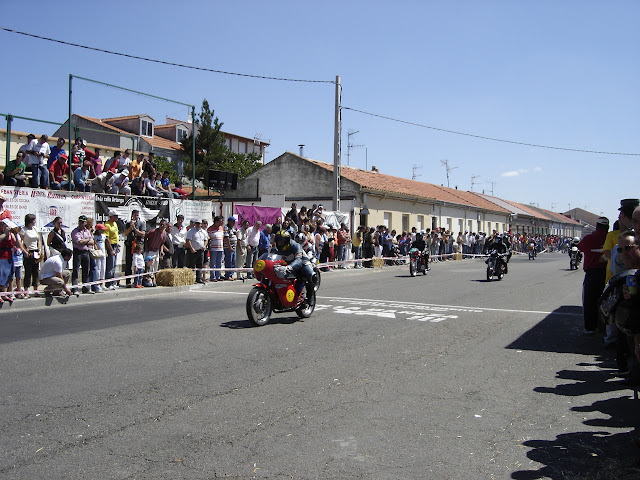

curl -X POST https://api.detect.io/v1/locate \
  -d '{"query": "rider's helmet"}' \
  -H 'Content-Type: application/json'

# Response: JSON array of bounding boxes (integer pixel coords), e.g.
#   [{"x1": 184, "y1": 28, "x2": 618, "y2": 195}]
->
[
  {"x1": 275, "y1": 230, "x2": 292, "y2": 251},
  {"x1": 572, "y1": 236, "x2": 580, "y2": 244},
  {"x1": 415, "y1": 232, "x2": 423, "y2": 241},
  {"x1": 294, "y1": 232, "x2": 306, "y2": 245}
]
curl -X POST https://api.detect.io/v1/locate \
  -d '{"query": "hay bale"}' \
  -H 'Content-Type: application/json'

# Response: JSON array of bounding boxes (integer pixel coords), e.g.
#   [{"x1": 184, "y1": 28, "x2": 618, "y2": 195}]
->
[
  {"x1": 156, "y1": 268, "x2": 195, "y2": 287},
  {"x1": 372, "y1": 258, "x2": 385, "y2": 268},
  {"x1": 453, "y1": 253, "x2": 463, "y2": 260}
]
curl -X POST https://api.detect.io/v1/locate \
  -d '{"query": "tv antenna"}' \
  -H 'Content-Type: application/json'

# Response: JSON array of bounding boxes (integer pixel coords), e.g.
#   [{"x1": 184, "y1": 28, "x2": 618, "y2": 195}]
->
[
  {"x1": 470, "y1": 174, "x2": 480, "y2": 191},
  {"x1": 346, "y1": 130, "x2": 365, "y2": 166},
  {"x1": 412, "y1": 164, "x2": 423, "y2": 180},
  {"x1": 440, "y1": 159, "x2": 458, "y2": 188}
]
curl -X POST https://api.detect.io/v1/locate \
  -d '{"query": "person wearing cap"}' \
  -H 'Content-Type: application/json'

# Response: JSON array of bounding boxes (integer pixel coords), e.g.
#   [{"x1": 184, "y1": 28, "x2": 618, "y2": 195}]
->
[
  {"x1": 172, "y1": 214, "x2": 187, "y2": 268},
  {"x1": 578, "y1": 216, "x2": 610, "y2": 334},
  {"x1": 48, "y1": 137, "x2": 67, "y2": 170},
  {"x1": 91, "y1": 168, "x2": 115, "y2": 193},
  {"x1": 39, "y1": 247, "x2": 73, "y2": 297},
  {"x1": 604, "y1": 199, "x2": 640, "y2": 284},
  {"x1": 18, "y1": 133, "x2": 35, "y2": 160},
  {"x1": 222, "y1": 216, "x2": 238, "y2": 280},
  {"x1": 111, "y1": 169, "x2": 131, "y2": 195},
  {"x1": 104, "y1": 210, "x2": 121, "y2": 289},
  {"x1": 49, "y1": 153, "x2": 72, "y2": 190},
  {"x1": 71, "y1": 215, "x2": 95, "y2": 294},
  {"x1": 92, "y1": 223, "x2": 108, "y2": 292},
  {"x1": 26, "y1": 134, "x2": 51, "y2": 189},
  {"x1": 123, "y1": 210, "x2": 146, "y2": 287},
  {"x1": 3, "y1": 151, "x2": 27, "y2": 187},
  {"x1": 186, "y1": 218, "x2": 208, "y2": 283}
]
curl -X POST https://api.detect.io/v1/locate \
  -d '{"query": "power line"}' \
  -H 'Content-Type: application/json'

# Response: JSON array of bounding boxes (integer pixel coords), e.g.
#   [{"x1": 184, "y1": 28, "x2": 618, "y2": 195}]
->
[
  {"x1": 342, "y1": 106, "x2": 640, "y2": 156},
  {"x1": 0, "y1": 27, "x2": 334, "y2": 84}
]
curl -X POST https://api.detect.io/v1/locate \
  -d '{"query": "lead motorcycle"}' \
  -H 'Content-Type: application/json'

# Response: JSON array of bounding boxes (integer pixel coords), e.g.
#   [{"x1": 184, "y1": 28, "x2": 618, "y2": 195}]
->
[
  {"x1": 528, "y1": 242, "x2": 537, "y2": 260},
  {"x1": 486, "y1": 249, "x2": 507, "y2": 281},
  {"x1": 408, "y1": 248, "x2": 429, "y2": 276},
  {"x1": 246, "y1": 253, "x2": 316, "y2": 326}
]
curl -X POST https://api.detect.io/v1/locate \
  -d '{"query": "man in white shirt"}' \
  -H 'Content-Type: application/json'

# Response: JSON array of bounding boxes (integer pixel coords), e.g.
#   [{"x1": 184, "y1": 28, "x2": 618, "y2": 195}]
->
[
  {"x1": 185, "y1": 220, "x2": 208, "y2": 283},
  {"x1": 245, "y1": 220, "x2": 262, "y2": 277},
  {"x1": 117, "y1": 149, "x2": 132, "y2": 172},
  {"x1": 27, "y1": 134, "x2": 51, "y2": 189},
  {"x1": 91, "y1": 169, "x2": 115, "y2": 193},
  {"x1": 40, "y1": 248, "x2": 73, "y2": 296},
  {"x1": 172, "y1": 214, "x2": 188, "y2": 268}
]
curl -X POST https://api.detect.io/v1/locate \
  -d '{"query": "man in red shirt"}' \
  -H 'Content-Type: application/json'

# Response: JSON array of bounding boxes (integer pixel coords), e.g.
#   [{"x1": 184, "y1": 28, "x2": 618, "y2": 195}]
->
[
  {"x1": 578, "y1": 217, "x2": 610, "y2": 333},
  {"x1": 0, "y1": 195, "x2": 12, "y2": 221},
  {"x1": 172, "y1": 181, "x2": 189, "y2": 200},
  {"x1": 49, "y1": 153, "x2": 71, "y2": 190}
]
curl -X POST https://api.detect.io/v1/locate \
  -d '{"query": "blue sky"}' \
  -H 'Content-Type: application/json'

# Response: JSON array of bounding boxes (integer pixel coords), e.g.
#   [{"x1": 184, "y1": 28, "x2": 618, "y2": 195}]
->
[{"x1": 1, "y1": 0, "x2": 638, "y2": 224}]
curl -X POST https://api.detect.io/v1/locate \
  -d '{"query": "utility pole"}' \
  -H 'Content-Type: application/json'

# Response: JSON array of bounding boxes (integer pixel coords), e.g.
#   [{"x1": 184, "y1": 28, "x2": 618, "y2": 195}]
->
[
  {"x1": 470, "y1": 174, "x2": 480, "y2": 191},
  {"x1": 412, "y1": 164, "x2": 422, "y2": 180},
  {"x1": 440, "y1": 159, "x2": 458, "y2": 188},
  {"x1": 332, "y1": 75, "x2": 341, "y2": 212}
]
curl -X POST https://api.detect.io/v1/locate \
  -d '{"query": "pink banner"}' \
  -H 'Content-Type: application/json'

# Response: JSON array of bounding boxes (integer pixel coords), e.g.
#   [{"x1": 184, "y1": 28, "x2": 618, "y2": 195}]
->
[{"x1": 235, "y1": 205, "x2": 282, "y2": 227}]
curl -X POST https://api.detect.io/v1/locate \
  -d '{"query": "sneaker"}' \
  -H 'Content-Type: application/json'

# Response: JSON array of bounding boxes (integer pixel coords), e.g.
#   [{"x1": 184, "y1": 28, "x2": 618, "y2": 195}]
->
[{"x1": 135, "y1": 285, "x2": 144, "y2": 289}]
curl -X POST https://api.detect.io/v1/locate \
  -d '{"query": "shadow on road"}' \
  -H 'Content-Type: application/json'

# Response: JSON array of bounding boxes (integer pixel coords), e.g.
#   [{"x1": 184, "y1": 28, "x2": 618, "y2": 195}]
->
[{"x1": 507, "y1": 306, "x2": 640, "y2": 479}]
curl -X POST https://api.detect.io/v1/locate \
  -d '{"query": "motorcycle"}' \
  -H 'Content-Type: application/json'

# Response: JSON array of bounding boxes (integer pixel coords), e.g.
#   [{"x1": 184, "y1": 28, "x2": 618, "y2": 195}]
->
[
  {"x1": 486, "y1": 250, "x2": 507, "y2": 281},
  {"x1": 246, "y1": 253, "x2": 316, "y2": 326},
  {"x1": 569, "y1": 247, "x2": 582, "y2": 270},
  {"x1": 528, "y1": 242, "x2": 536, "y2": 260},
  {"x1": 408, "y1": 248, "x2": 428, "y2": 276}
]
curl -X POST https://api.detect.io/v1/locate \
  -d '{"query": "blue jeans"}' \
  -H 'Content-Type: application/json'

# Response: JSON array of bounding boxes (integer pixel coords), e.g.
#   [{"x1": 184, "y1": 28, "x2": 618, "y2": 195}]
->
[
  {"x1": 30, "y1": 164, "x2": 49, "y2": 189},
  {"x1": 224, "y1": 249, "x2": 235, "y2": 279},
  {"x1": 134, "y1": 268, "x2": 144, "y2": 286},
  {"x1": 105, "y1": 251, "x2": 117, "y2": 287},
  {"x1": 210, "y1": 250, "x2": 223, "y2": 280}
]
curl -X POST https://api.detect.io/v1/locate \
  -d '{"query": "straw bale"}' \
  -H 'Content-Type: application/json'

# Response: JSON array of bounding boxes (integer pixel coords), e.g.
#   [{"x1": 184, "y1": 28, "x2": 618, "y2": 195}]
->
[
  {"x1": 372, "y1": 258, "x2": 385, "y2": 268},
  {"x1": 156, "y1": 268, "x2": 195, "y2": 287}
]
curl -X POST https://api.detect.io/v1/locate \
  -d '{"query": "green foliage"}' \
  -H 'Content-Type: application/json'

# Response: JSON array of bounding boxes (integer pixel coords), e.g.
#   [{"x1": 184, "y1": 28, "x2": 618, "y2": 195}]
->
[
  {"x1": 154, "y1": 155, "x2": 180, "y2": 184},
  {"x1": 181, "y1": 99, "x2": 262, "y2": 186}
]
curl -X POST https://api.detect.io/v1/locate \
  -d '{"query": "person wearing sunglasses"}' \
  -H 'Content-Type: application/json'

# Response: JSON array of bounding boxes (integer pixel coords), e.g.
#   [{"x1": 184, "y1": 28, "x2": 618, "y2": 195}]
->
[{"x1": 3, "y1": 152, "x2": 27, "y2": 187}]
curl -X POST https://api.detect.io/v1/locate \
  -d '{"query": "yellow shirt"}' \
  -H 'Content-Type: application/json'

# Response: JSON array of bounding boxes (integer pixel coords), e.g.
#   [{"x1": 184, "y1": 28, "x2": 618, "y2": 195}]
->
[
  {"x1": 602, "y1": 229, "x2": 620, "y2": 283},
  {"x1": 105, "y1": 220, "x2": 120, "y2": 245},
  {"x1": 129, "y1": 158, "x2": 142, "y2": 179}
]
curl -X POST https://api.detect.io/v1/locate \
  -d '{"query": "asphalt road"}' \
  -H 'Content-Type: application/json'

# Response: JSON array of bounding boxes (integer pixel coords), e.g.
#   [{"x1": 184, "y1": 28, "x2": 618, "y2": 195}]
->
[{"x1": 1, "y1": 253, "x2": 638, "y2": 479}]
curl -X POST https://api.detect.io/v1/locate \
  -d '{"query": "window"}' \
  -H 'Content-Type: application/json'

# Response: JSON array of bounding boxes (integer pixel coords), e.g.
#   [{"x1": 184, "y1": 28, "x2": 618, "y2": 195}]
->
[
  {"x1": 416, "y1": 215, "x2": 424, "y2": 231},
  {"x1": 141, "y1": 119, "x2": 153, "y2": 137},
  {"x1": 402, "y1": 214, "x2": 409, "y2": 232},
  {"x1": 447, "y1": 218, "x2": 453, "y2": 231},
  {"x1": 383, "y1": 212, "x2": 391, "y2": 228},
  {"x1": 177, "y1": 128, "x2": 187, "y2": 142}
]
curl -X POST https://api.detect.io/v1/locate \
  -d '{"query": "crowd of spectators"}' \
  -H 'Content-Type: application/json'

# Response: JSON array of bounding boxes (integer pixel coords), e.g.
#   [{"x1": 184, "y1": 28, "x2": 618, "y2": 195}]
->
[{"x1": 1, "y1": 134, "x2": 188, "y2": 199}]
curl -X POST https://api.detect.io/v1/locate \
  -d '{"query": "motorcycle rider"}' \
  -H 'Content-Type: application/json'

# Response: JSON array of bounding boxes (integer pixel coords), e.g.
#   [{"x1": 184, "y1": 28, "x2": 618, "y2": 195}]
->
[
  {"x1": 410, "y1": 232, "x2": 430, "y2": 270},
  {"x1": 569, "y1": 237, "x2": 583, "y2": 264},
  {"x1": 486, "y1": 234, "x2": 509, "y2": 274},
  {"x1": 273, "y1": 230, "x2": 314, "y2": 290}
]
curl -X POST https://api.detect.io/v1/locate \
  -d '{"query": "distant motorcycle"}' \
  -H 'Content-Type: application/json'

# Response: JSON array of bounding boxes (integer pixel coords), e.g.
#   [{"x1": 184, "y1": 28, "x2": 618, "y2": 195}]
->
[
  {"x1": 486, "y1": 250, "x2": 507, "y2": 281},
  {"x1": 408, "y1": 248, "x2": 429, "y2": 276},
  {"x1": 569, "y1": 247, "x2": 582, "y2": 270},
  {"x1": 528, "y1": 242, "x2": 537, "y2": 260},
  {"x1": 246, "y1": 253, "x2": 316, "y2": 326}
]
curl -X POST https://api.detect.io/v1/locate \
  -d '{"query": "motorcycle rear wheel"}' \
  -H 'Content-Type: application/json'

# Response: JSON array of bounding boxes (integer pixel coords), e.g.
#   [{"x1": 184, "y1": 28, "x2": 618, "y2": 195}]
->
[
  {"x1": 246, "y1": 287, "x2": 272, "y2": 326},
  {"x1": 311, "y1": 265, "x2": 321, "y2": 292},
  {"x1": 409, "y1": 258, "x2": 417, "y2": 277},
  {"x1": 296, "y1": 286, "x2": 316, "y2": 318}
]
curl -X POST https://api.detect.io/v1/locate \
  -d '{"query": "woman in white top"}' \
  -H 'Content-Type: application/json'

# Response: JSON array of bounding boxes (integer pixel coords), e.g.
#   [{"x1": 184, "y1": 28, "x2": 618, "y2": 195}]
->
[{"x1": 21, "y1": 213, "x2": 42, "y2": 296}]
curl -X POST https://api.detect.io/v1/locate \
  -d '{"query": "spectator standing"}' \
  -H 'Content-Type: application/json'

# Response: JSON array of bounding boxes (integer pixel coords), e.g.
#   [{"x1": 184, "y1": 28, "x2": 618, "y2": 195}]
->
[
  {"x1": 186, "y1": 219, "x2": 207, "y2": 283},
  {"x1": 123, "y1": 210, "x2": 146, "y2": 287},
  {"x1": 336, "y1": 223, "x2": 351, "y2": 268},
  {"x1": 132, "y1": 244, "x2": 145, "y2": 288},
  {"x1": 129, "y1": 153, "x2": 144, "y2": 180},
  {"x1": 577, "y1": 217, "x2": 609, "y2": 334},
  {"x1": 159, "y1": 223, "x2": 174, "y2": 269},
  {"x1": 0, "y1": 220, "x2": 18, "y2": 303},
  {"x1": 3, "y1": 151, "x2": 27, "y2": 187},
  {"x1": 236, "y1": 219, "x2": 250, "y2": 280},
  {"x1": 26, "y1": 134, "x2": 50, "y2": 189},
  {"x1": 92, "y1": 223, "x2": 107, "y2": 292},
  {"x1": 9, "y1": 223, "x2": 26, "y2": 299},
  {"x1": 258, "y1": 224, "x2": 272, "y2": 257},
  {"x1": 20, "y1": 214, "x2": 41, "y2": 297},
  {"x1": 48, "y1": 138, "x2": 66, "y2": 169},
  {"x1": 172, "y1": 214, "x2": 187, "y2": 268},
  {"x1": 144, "y1": 219, "x2": 167, "y2": 277},
  {"x1": 118, "y1": 149, "x2": 132, "y2": 172},
  {"x1": 46, "y1": 216, "x2": 67, "y2": 257},
  {"x1": 352, "y1": 225, "x2": 363, "y2": 268},
  {"x1": 85, "y1": 147, "x2": 102, "y2": 178},
  {"x1": 71, "y1": 215, "x2": 94, "y2": 294},
  {"x1": 70, "y1": 138, "x2": 86, "y2": 171},
  {"x1": 223, "y1": 216, "x2": 237, "y2": 280},
  {"x1": 39, "y1": 247, "x2": 73, "y2": 297},
  {"x1": 246, "y1": 220, "x2": 262, "y2": 275},
  {"x1": 104, "y1": 210, "x2": 121, "y2": 289},
  {"x1": 208, "y1": 216, "x2": 224, "y2": 282}
]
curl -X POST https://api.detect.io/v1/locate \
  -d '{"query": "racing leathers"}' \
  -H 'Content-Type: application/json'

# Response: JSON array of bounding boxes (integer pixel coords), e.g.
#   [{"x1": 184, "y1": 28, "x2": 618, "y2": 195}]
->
[
  {"x1": 410, "y1": 238, "x2": 430, "y2": 269},
  {"x1": 273, "y1": 240, "x2": 314, "y2": 288}
]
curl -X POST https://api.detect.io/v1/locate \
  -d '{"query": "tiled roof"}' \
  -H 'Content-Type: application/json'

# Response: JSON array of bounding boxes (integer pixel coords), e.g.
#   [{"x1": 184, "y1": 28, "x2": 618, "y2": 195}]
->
[
  {"x1": 534, "y1": 207, "x2": 582, "y2": 225},
  {"x1": 74, "y1": 114, "x2": 131, "y2": 134},
  {"x1": 305, "y1": 156, "x2": 510, "y2": 213},
  {"x1": 102, "y1": 114, "x2": 154, "y2": 122},
  {"x1": 501, "y1": 199, "x2": 552, "y2": 220},
  {"x1": 143, "y1": 135, "x2": 182, "y2": 151}
]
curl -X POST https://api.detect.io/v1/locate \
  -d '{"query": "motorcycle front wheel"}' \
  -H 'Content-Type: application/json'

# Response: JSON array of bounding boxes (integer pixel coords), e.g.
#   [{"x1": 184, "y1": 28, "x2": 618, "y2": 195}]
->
[
  {"x1": 311, "y1": 265, "x2": 321, "y2": 292},
  {"x1": 296, "y1": 286, "x2": 316, "y2": 318},
  {"x1": 246, "y1": 287, "x2": 272, "y2": 326},
  {"x1": 409, "y1": 258, "x2": 417, "y2": 277},
  {"x1": 486, "y1": 266, "x2": 493, "y2": 281}
]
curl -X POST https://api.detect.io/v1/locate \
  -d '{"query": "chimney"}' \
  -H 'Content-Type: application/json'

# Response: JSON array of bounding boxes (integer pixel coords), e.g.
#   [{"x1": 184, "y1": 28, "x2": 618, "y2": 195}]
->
[{"x1": 298, "y1": 144, "x2": 305, "y2": 157}]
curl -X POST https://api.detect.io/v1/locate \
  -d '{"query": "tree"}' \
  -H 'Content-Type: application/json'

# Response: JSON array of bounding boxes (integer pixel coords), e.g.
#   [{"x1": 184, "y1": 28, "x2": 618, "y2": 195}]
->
[
  {"x1": 181, "y1": 99, "x2": 262, "y2": 184},
  {"x1": 154, "y1": 155, "x2": 180, "y2": 184}
]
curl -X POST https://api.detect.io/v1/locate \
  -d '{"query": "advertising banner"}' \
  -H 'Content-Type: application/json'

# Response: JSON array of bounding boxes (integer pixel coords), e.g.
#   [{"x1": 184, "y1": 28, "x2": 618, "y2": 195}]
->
[
  {"x1": 171, "y1": 199, "x2": 213, "y2": 224},
  {"x1": 0, "y1": 186, "x2": 94, "y2": 231},
  {"x1": 94, "y1": 193, "x2": 170, "y2": 228},
  {"x1": 235, "y1": 204, "x2": 283, "y2": 227}
]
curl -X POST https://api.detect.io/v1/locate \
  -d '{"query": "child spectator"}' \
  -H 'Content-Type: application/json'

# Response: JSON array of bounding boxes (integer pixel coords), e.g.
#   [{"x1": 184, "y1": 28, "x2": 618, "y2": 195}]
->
[
  {"x1": 10, "y1": 225, "x2": 26, "y2": 298},
  {"x1": 132, "y1": 244, "x2": 145, "y2": 288},
  {"x1": 92, "y1": 224, "x2": 107, "y2": 292},
  {"x1": 142, "y1": 254, "x2": 156, "y2": 287}
]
